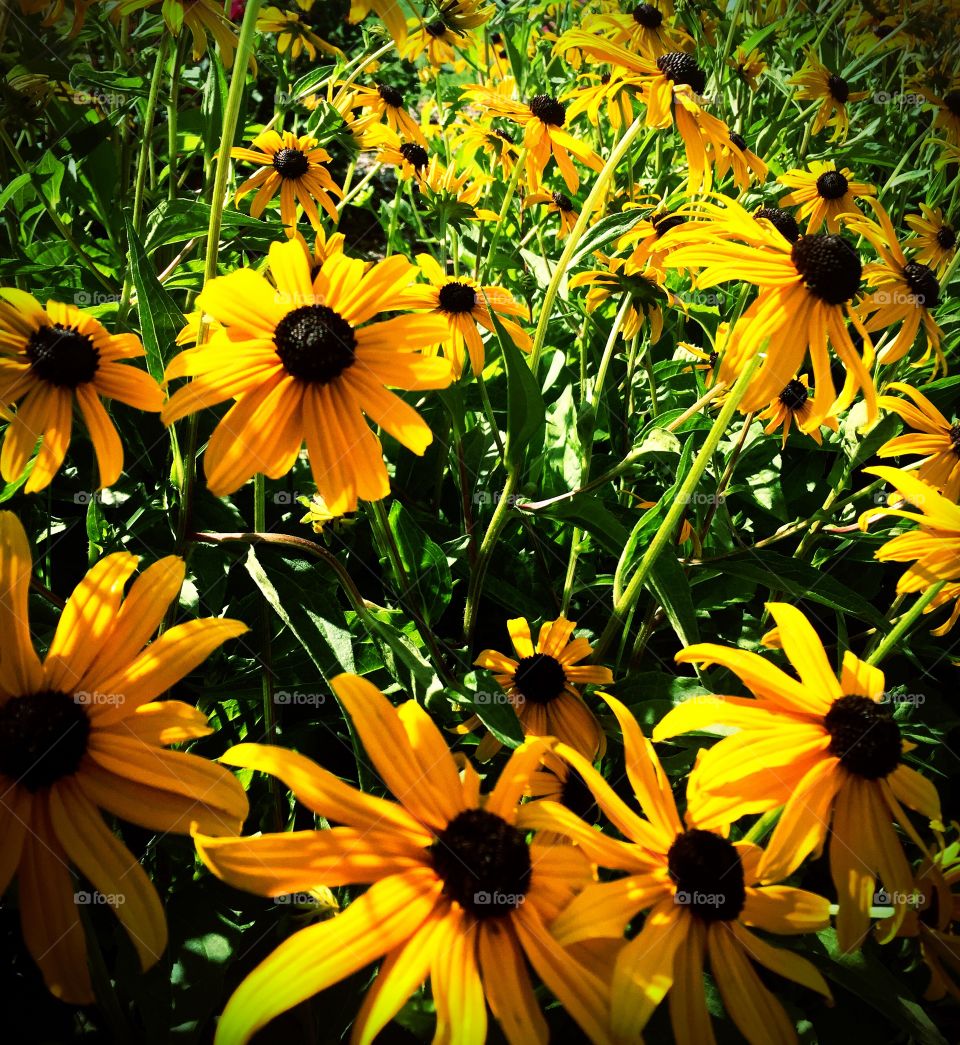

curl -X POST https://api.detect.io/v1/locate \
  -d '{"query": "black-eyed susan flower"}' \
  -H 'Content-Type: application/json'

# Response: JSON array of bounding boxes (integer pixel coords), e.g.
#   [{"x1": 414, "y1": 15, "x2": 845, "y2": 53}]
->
[
  {"x1": 756, "y1": 374, "x2": 839, "y2": 448},
  {"x1": 905, "y1": 204, "x2": 956, "y2": 278},
  {"x1": 449, "y1": 116, "x2": 520, "y2": 177},
  {"x1": 654, "y1": 602, "x2": 944, "y2": 951},
  {"x1": 713, "y1": 130, "x2": 768, "y2": 191},
  {"x1": 562, "y1": 71, "x2": 640, "y2": 134},
  {"x1": 583, "y1": 1, "x2": 692, "y2": 59},
  {"x1": 460, "y1": 83, "x2": 604, "y2": 192},
  {"x1": 470, "y1": 616, "x2": 613, "y2": 761},
  {"x1": 752, "y1": 203, "x2": 802, "y2": 243},
  {"x1": 395, "y1": 255, "x2": 530, "y2": 377},
  {"x1": 861, "y1": 466, "x2": 960, "y2": 635},
  {"x1": 921, "y1": 82, "x2": 960, "y2": 145},
  {"x1": 294, "y1": 224, "x2": 350, "y2": 281},
  {"x1": 618, "y1": 205, "x2": 687, "y2": 270},
  {"x1": 231, "y1": 129, "x2": 342, "y2": 233},
  {"x1": 900, "y1": 842, "x2": 960, "y2": 1000},
  {"x1": 729, "y1": 45, "x2": 767, "y2": 90},
  {"x1": 376, "y1": 134, "x2": 432, "y2": 180},
  {"x1": 402, "y1": 2, "x2": 492, "y2": 67},
  {"x1": 348, "y1": 0, "x2": 408, "y2": 44},
  {"x1": 662, "y1": 195, "x2": 876, "y2": 427},
  {"x1": 349, "y1": 82, "x2": 428, "y2": 145},
  {"x1": 256, "y1": 6, "x2": 343, "y2": 60},
  {"x1": 569, "y1": 254, "x2": 677, "y2": 343},
  {"x1": 194, "y1": 674, "x2": 614, "y2": 1045},
  {"x1": 778, "y1": 160, "x2": 876, "y2": 232},
  {"x1": 524, "y1": 188, "x2": 579, "y2": 239},
  {"x1": 0, "y1": 511, "x2": 248, "y2": 1002},
  {"x1": 789, "y1": 51, "x2": 868, "y2": 142},
  {"x1": 848, "y1": 199, "x2": 945, "y2": 373},
  {"x1": 876, "y1": 382, "x2": 960, "y2": 500},
  {"x1": 161, "y1": 240, "x2": 452, "y2": 511},
  {"x1": 520, "y1": 694, "x2": 833, "y2": 1042},
  {"x1": 415, "y1": 153, "x2": 499, "y2": 224},
  {"x1": 0, "y1": 289, "x2": 163, "y2": 493},
  {"x1": 116, "y1": 0, "x2": 239, "y2": 66}
]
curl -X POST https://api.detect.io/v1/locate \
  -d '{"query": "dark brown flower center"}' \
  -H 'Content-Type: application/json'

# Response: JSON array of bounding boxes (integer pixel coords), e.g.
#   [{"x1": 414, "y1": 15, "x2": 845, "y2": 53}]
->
[
  {"x1": 26, "y1": 324, "x2": 100, "y2": 387},
  {"x1": 430, "y1": 808, "x2": 531, "y2": 918},
  {"x1": 728, "y1": 131, "x2": 747, "y2": 151},
  {"x1": 632, "y1": 2, "x2": 663, "y2": 27},
  {"x1": 0, "y1": 691, "x2": 91, "y2": 791},
  {"x1": 902, "y1": 260, "x2": 940, "y2": 308},
  {"x1": 824, "y1": 695, "x2": 901, "y2": 779},
  {"x1": 949, "y1": 422, "x2": 960, "y2": 455},
  {"x1": 656, "y1": 52, "x2": 706, "y2": 95},
  {"x1": 528, "y1": 94, "x2": 566, "y2": 126},
  {"x1": 437, "y1": 281, "x2": 477, "y2": 314},
  {"x1": 426, "y1": 19, "x2": 447, "y2": 37},
  {"x1": 791, "y1": 234, "x2": 862, "y2": 304},
  {"x1": 377, "y1": 83, "x2": 404, "y2": 108},
  {"x1": 273, "y1": 304, "x2": 356, "y2": 384},
  {"x1": 755, "y1": 206, "x2": 800, "y2": 243},
  {"x1": 552, "y1": 190, "x2": 574, "y2": 212},
  {"x1": 667, "y1": 829, "x2": 746, "y2": 922},
  {"x1": 944, "y1": 90, "x2": 960, "y2": 117},
  {"x1": 827, "y1": 72, "x2": 850, "y2": 103},
  {"x1": 815, "y1": 169, "x2": 849, "y2": 200},
  {"x1": 652, "y1": 212, "x2": 684, "y2": 237},
  {"x1": 273, "y1": 147, "x2": 310, "y2": 179},
  {"x1": 936, "y1": 224, "x2": 956, "y2": 249},
  {"x1": 513, "y1": 652, "x2": 566, "y2": 704},
  {"x1": 708, "y1": 350, "x2": 719, "y2": 367},
  {"x1": 399, "y1": 142, "x2": 429, "y2": 170},
  {"x1": 778, "y1": 379, "x2": 808, "y2": 411}
]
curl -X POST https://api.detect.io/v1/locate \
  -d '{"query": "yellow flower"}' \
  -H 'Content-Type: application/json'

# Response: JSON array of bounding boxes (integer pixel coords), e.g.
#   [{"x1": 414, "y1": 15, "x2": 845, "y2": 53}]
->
[
  {"x1": 860, "y1": 466, "x2": 960, "y2": 635},
  {"x1": 231, "y1": 129, "x2": 342, "y2": 234},
  {"x1": 778, "y1": 160, "x2": 876, "y2": 233},
  {"x1": 904, "y1": 203, "x2": 957, "y2": 278},
  {"x1": 654, "y1": 602, "x2": 944, "y2": 952},
  {"x1": 524, "y1": 188, "x2": 579, "y2": 239},
  {"x1": 756, "y1": 374, "x2": 839, "y2": 448},
  {"x1": 348, "y1": 82, "x2": 428, "y2": 145},
  {"x1": 470, "y1": 616, "x2": 613, "y2": 760},
  {"x1": 115, "y1": 0, "x2": 239, "y2": 67},
  {"x1": 195, "y1": 675, "x2": 613, "y2": 1045},
  {"x1": 788, "y1": 51, "x2": 868, "y2": 142},
  {"x1": 161, "y1": 240, "x2": 452, "y2": 510},
  {"x1": 0, "y1": 289, "x2": 163, "y2": 493},
  {"x1": 876, "y1": 382, "x2": 960, "y2": 501},
  {"x1": 521, "y1": 693, "x2": 833, "y2": 1041},
  {"x1": 256, "y1": 6, "x2": 344, "y2": 61},
  {"x1": 569, "y1": 254, "x2": 676, "y2": 343},
  {"x1": 581, "y1": 2, "x2": 692, "y2": 59},
  {"x1": 729, "y1": 45, "x2": 767, "y2": 90},
  {"x1": 0, "y1": 512, "x2": 248, "y2": 1002},
  {"x1": 712, "y1": 130, "x2": 768, "y2": 191},
  {"x1": 394, "y1": 254, "x2": 530, "y2": 377}
]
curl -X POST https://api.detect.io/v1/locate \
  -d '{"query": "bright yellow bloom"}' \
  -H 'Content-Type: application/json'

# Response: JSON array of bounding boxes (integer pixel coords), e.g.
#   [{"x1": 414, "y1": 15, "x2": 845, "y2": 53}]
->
[
  {"x1": 195, "y1": 675, "x2": 614, "y2": 1045},
  {"x1": 904, "y1": 203, "x2": 957, "y2": 278},
  {"x1": 524, "y1": 188, "x2": 579, "y2": 239},
  {"x1": 876, "y1": 382, "x2": 960, "y2": 501},
  {"x1": 789, "y1": 52, "x2": 868, "y2": 142},
  {"x1": 161, "y1": 240, "x2": 452, "y2": 510},
  {"x1": 569, "y1": 254, "x2": 677, "y2": 343},
  {"x1": 655, "y1": 602, "x2": 944, "y2": 952},
  {"x1": 256, "y1": 6, "x2": 344, "y2": 60},
  {"x1": 756, "y1": 374, "x2": 839, "y2": 448},
  {"x1": 115, "y1": 0, "x2": 239, "y2": 66},
  {"x1": 0, "y1": 512, "x2": 248, "y2": 1002},
  {"x1": 521, "y1": 694, "x2": 833, "y2": 1042},
  {"x1": 729, "y1": 45, "x2": 767, "y2": 90},
  {"x1": 0, "y1": 289, "x2": 163, "y2": 492},
  {"x1": 778, "y1": 160, "x2": 876, "y2": 233}
]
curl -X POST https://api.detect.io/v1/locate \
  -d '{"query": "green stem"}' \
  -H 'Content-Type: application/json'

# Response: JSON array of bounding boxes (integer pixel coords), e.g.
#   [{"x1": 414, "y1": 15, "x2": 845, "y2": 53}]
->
[
  {"x1": 254, "y1": 474, "x2": 282, "y2": 830},
  {"x1": 866, "y1": 582, "x2": 946, "y2": 666},
  {"x1": 593, "y1": 353, "x2": 762, "y2": 661},
  {"x1": 131, "y1": 35, "x2": 170, "y2": 234},
  {"x1": 385, "y1": 177, "x2": 404, "y2": 257},
  {"x1": 464, "y1": 469, "x2": 520, "y2": 644},
  {"x1": 530, "y1": 114, "x2": 648, "y2": 369},
  {"x1": 480, "y1": 146, "x2": 527, "y2": 281}
]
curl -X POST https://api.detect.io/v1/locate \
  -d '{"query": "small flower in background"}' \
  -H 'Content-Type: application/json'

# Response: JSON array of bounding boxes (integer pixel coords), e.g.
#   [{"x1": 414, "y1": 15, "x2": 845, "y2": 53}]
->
[
  {"x1": 904, "y1": 203, "x2": 956, "y2": 278},
  {"x1": 876, "y1": 382, "x2": 960, "y2": 501},
  {"x1": 655, "y1": 602, "x2": 946, "y2": 952},
  {"x1": 194, "y1": 675, "x2": 614, "y2": 1045},
  {"x1": 729, "y1": 45, "x2": 766, "y2": 90},
  {"x1": 401, "y1": 1, "x2": 494, "y2": 67},
  {"x1": 375, "y1": 134, "x2": 432, "y2": 180},
  {"x1": 521, "y1": 693, "x2": 833, "y2": 1042},
  {"x1": 756, "y1": 374, "x2": 839, "y2": 448},
  {"x1": 582, "y1": 0, "x2": 692, "y2": 59},
  {"x1": 161, "y1": 240, "x2": 452, "y2": 511},
  {"x1": 778, "y1": 160, "x2": 876, "y2": 233},
  {"x1": 712, "y1": 129, "x2": 768, "y2": 191},
  {"x1": 524, "y1": 188, "x2": 579, "y2": 239},
  {"x1": 860, "y1": 466, "x2": 960, "y2": 635},
  {"x1": 461, "y1": 83, "x2": 604, "y2": 192},
  {"x1": 449, "y1": 115, "x2": 521, "y2": 176},
  {"x1": 396, "y1": 254, "x2": 530, "y2": 377},
  {"x1": 920, "y1": 81, "x2": 960, "y2": 145},
  {"x1": 562, "y1": 71, "x2": 639, "y2": 133},
  {"x1": 0, "y1": 289, "x2": 163, "y2": 493},
  {"x1": 470, "y1": 615, "x2": 613, "y2": 761},
  {"x1": 348, "y1": 81, "x2": 428, "y2": 144},
  {"x1": 0, "y1": 512, "x2": 248, "y2": 1002},
  {"x1": 231, "y1": 129, "x2": 343, "y2": 233},
  {"x1": 347, "y1": 0, "x2": 408, "y2": 45},
  {"x1": 256, "y1": 6, "x2": 344, "y2": 61},
  {"x1": 789, "y1": 51, "x2": 868, "y2": 142},
  {"x1": 115, "y1": 0, "x2": 240, "y2": 67},
  {"x1": 848, "y1": 199, "x2": 945, "y2": 374},
  {"x1": 569, "y1": 254, "x2": 677, "y2": 343}
]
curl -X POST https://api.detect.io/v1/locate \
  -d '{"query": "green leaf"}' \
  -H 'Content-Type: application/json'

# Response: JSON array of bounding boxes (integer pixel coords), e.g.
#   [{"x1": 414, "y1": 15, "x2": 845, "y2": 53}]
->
[
  {"x1": 0, "y1": 172, "x2": 32, "y2": 211},
  {"x1": 142, "y1": 198, "x2": 272, "y2": 254},
  {"x1": 387, "y1": 501, "x2": 452, "y2": 626},
  {"x1": 646, "y1": 551, "x2": 700, "y2": 648},
  {"x1": 124, "y1": 215, "x2": 186, "y2": 383},
  {"x1": 457, "y1": 670, "x2": 523, "y2": 748},
  {"x1": 531, "y1": 494, "x2": 631, "y2": 558},
  {"x1": 568, "y1": 209, "x2": 645, "y2": 270}
]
